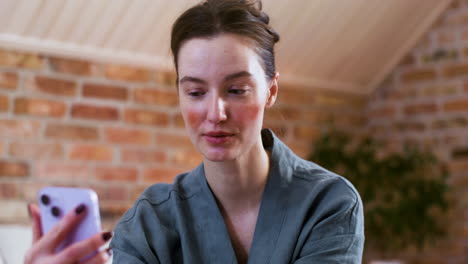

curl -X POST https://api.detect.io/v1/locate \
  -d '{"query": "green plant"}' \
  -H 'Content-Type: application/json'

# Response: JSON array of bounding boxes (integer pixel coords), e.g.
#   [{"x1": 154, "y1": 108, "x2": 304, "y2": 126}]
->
[{"x1": 308, "y1": 130, "x2": 449, "y2": 255}]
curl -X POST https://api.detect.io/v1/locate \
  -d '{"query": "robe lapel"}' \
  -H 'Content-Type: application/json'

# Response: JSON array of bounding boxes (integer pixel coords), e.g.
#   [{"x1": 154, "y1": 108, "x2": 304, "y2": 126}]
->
[
  {"x1": 247, "y1": 131, "x2": 293, "y2": 264},
  {"x1": 194, "y1": 165, "x2": 238, "y2": 264}
]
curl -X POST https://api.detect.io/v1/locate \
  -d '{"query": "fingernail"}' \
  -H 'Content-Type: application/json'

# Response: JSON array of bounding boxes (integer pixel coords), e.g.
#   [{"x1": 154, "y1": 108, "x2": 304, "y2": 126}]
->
[
  {"x1": 27, "y1": 203, "x2": 32, "y2": 218},
  {"x1": 106, "y1": 247, "x2": 113, "y2": 256},
  {"x1": 102, "y1": 231, "x2": 112, "y2": 242},
  {"x1": 75, "y1": 204, "x2": 86, "y2": 215}
]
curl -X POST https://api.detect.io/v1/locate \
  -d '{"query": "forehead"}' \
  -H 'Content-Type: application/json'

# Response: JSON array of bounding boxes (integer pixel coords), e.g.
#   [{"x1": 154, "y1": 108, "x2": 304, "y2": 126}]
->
[{"x1": 177, "y1": 34, "x2": 264, "y2": 81}]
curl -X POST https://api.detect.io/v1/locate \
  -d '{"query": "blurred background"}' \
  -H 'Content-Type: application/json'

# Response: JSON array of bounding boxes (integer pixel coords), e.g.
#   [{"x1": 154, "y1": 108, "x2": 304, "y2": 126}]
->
[{"x1": 0, "y1": 0, "x2": 466, "y2": 263}]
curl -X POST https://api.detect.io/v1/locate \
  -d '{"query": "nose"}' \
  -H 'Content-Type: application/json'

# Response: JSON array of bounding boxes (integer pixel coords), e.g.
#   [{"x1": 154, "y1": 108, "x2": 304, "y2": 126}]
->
[{"x1": 207, "y1": 93, "x2": 227, "y2": 123}]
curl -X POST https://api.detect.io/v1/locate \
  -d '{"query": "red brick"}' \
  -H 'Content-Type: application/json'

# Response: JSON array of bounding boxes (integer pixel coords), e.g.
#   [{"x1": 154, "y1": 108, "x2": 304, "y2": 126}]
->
[
  {"x1": 399, "y1": 54, "x2": 415, "y2": 66},
  {"x1": 95, "y1": 167, "x2": 138, "y2": 182},
  {"x1": 104, "y1": 127, "x2": 152, "y2": 145},
  {"x1": 262, "y1": 123, "x2": 288, "y2": 138},
  {"x1": 32, "y1": 76, "x2": 77, "y2": 96},
  {"x1": 100, "y1": 202, "x2": 131, "y2": 219},
  {"x1": 0, "y1": 119, "x2": 41, "y2": 139},
  {"x1": 171, "y1": 149, "x2": 203, "y2": 168},
  {"x1": 0, "y1": 72, "x2": 18, "y2": 90},
  {"x1": 45, "y1": 123, "x2": 99, "y2": 141},
  {"x1": 131, "y1": 185, "x2": 148, "y2": 201},
  {"x1": 370, "y1": 106, "x2": 396, "y2": 118},
  {"x1": 14, "y1": 97, "x2": 66, "y2": 117},
  {"x1": 9, "y1": 141, "x2": 63, "y2": 159},
  {"x1": 442, "y1": 64, "x2": 468, "y2": 78},
  {"x1": 49, "y1": 57, "x2": 94, "y2": 76},
  {"x1": 94, "y1": 184, "x2": 130, "y2": 202},
  {"x1": 155, "y1": 71, "x2": 177, "y2": 87},
  {"x1": 443, "y1": 99, "x2": 468, "y2": 112},
  {"x1": 437, "y1": 31, "x2": 456, "y2": 45},
  {"x1": 104, "y1": 64, "x2": 151, "y2": 82},
  {"x1": 423, "y1": 85, "x2": 457, "y2": 96},
  {"x1": 69, "y1": 144, "x2": 113, "y2": 161},
  {"x1": 133, "y1": 88, "x2": 178, "y2": 107},
  {"x1": 332, "y1": 114, "x2": 365, "y2": 128},
  {"x1": 82, "y1": 83, "x2": 128, "y2": 101},
  {"x1": 293, "y1": 125, "x2": 320, "y2": 141},
  {"x1": 0, "y1": 94, "x2": 8, "y2": 111},
  {"x1": 0, "y1": 182, "x2": 17, "y2": 199},
  {"x1": 394, "y1": 121, "x2": 426, "y2": 132},
  {"x1": 286, "y1": 140, "x2": 311, "y2": 158},
  {"x1": 124, "y1": 108, "x2": 169, "y2": 126},
  {"x1": 173, "y1": 113, "x2": 185, "y2": 128},
  {"x1": 0, "y1": 49, "x2": 44, "y2": 69},
  {"x1": 143, "y1": 167, "x2": 186, "y2": 183},
  {"x1": 265, "y1": 106, "x2": 301, "y2": 122},
  {"x1": 404, "y1": 103, "x2": 437, "y2": 115},
  {"x1": 121, "y1": 149, "x2": 166, "y2": 164},
  {"x1": 35, "y1": 162, "x2": 92, "y2": 180},
  {"x1": 0, "y1": 160, "x2": 29, "y2": 177},
  {"x1": 277, "y1": 88, "x2": 314, "y2": 105},
  {"x1": 401, "y1": 69, "x2": 437, "y2": 82},
  {"x1": 71, "y1": 104, "x2": 119, "y2": 121},
  {"x1": 155, "y1": 132, "x2": 192, "y2": 148}
]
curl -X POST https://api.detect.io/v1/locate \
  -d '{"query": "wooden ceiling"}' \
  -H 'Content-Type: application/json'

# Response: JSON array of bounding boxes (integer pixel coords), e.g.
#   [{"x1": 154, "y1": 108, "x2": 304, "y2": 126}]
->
[{"x1": 0, "y1": 0, "x2": 452, "y2": 94}]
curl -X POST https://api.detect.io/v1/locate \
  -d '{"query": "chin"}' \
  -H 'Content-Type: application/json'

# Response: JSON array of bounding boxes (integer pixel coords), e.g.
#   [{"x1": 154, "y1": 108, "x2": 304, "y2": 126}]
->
[{"x1": 202, "y1": 148, "x2": 238, "y2": 162}]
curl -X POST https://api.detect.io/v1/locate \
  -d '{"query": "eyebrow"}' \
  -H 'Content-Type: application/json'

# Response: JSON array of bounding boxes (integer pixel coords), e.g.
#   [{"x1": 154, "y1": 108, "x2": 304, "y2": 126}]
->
[{"x1": 179, "y1": 71, "x2": 253, "y2": 85}]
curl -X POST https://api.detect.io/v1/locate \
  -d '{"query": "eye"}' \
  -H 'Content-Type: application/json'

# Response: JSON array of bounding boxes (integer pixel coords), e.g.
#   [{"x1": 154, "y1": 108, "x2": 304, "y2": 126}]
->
[
  {"x1": 187, "y1": 89, "x2": 206, "y2": 97},
  {"x1": 228, "y1": 85, "x2": 248, "y2": 95}
]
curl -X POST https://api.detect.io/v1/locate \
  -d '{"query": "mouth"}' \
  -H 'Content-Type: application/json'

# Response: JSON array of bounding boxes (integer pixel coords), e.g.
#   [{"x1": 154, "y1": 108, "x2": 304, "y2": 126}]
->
[{"x1": 202, "y1": 131, "x2": 235, "y2": 144}]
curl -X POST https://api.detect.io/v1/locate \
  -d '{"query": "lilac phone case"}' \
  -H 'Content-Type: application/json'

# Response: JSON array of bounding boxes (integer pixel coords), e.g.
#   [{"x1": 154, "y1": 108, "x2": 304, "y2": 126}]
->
[{"x1": 38, "y1": 187, "x2": 102, "y2": 253}]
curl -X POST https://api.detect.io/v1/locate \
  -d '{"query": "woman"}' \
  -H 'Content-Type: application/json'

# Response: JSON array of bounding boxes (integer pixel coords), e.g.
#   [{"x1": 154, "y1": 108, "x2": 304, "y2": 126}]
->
[{"x1": 25, "y1": 0, "x2": 364, "y2": 263}]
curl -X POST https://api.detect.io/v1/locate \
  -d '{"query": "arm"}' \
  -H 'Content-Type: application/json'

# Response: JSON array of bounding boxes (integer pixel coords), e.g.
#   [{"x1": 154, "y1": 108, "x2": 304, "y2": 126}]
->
[
  {"x1": 293, "y1": 182, "x2": 365, "y2": 264},
  {"x1": 110, "y1": 199, "x2": 178, "y2": 264}
]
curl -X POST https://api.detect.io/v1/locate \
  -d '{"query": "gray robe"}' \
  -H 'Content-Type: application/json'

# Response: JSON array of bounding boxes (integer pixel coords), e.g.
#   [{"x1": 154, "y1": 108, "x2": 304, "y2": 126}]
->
[{"x1": 111, "y1": 129, "x2": 364, "y2": 263}]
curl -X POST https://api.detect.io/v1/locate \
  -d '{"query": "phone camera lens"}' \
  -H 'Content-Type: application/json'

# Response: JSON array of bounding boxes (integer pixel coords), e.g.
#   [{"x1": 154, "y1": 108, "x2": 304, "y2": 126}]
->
[
  {"x1": 40, "y1": 195, "x2": 50, "y2": 205},
  {"x1": 51, "y1": 206, "x2": 61, "y2": 217}
]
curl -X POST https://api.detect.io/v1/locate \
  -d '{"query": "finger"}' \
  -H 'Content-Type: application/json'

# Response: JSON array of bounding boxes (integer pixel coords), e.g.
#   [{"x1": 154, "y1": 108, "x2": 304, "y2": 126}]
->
[
  {"x1": 38, "y1": 203, "x2": 87, "y2": 252},
  {"x1": 81, "y1": 248, "x2": 112, "y2": 264},
  {"x1": 54, "y1": 232, "x2": 113, "y2": 263},
  {"x1": 29, "y1": 203, "x2": 43, "y2": 243}
]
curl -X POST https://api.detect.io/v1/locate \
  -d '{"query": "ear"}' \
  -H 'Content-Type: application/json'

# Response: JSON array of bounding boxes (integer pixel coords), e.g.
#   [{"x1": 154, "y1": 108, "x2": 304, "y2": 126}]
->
[{"x1": 266, "y1": 72, "x2": 279, "y2": 108}]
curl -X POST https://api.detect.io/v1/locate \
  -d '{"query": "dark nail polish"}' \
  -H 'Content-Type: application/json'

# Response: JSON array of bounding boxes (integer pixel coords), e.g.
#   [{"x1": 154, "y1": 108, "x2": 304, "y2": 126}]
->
[
  {"x1": 106, "y1": 247, "x2": 113, "y2": 256},
  {"x1": 75, "y1": 204, "x2": 86, "y2": 215},
  {"x1": 102, "y1": 232, "x2": 112, "y2": 242}
]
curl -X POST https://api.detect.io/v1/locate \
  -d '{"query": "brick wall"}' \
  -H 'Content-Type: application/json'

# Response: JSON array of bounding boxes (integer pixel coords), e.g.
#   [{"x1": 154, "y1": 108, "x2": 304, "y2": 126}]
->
[
  {"x1": 0, "y1": 47, "x2": 366, "y2": 229},
  {"x1": 366, "y1": 0, "x2": 468, "y2": 263}
]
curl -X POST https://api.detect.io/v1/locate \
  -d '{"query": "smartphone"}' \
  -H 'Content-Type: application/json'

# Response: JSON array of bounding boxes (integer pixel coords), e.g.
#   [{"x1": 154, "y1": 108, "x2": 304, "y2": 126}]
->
[{"x1": 38, "y1": 187, "x2": 102, "y2": 254}]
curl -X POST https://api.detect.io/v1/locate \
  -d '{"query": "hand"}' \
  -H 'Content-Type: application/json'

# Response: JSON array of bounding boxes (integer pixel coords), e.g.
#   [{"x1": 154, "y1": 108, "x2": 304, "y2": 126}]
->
[{"x1": 24, "y1": 203, "x2": 112, "y2": 264}]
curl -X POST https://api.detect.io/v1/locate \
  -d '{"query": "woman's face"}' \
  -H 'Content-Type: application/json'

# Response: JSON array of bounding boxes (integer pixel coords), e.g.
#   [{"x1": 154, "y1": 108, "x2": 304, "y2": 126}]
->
[{"x1": 177, "y1": 34, "x2": 278, "y2": 162}]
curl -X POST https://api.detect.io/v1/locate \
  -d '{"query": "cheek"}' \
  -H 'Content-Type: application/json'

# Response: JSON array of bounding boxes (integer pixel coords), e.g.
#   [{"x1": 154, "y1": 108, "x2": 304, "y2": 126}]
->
[
  {"x1": 236, "y1": 103, "x2": 264, "y2": 124},
  {"x1": 183, "y1": 107, "x2": 203, "y2": 129}
]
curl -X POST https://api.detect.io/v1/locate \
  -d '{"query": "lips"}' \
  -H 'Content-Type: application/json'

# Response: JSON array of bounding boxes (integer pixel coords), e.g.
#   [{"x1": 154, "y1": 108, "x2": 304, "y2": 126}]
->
[{"x1": 203, "y1": 131, "x2": 235, "y2": 144}]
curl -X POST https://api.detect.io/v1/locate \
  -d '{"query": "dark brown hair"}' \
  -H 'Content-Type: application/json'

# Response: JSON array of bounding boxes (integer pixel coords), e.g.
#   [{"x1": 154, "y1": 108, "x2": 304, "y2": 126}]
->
[{"x1": 171, "y1": 0, "x2": 280, "y2": 81}]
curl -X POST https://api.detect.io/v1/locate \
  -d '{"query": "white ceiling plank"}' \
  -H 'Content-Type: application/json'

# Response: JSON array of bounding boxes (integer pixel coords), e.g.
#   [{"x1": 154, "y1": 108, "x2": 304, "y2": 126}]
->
[
  {"x1": 67, "y1": 0, "x2": 108, "y2": 44},
  {"x1": 27, "y1": 0, "x2": 66, "y2": 38},
  {"x1": 47, "y1": 0, "x2": 87, "y2": 42},
  {"x1": 105, "y1": 0, "x2": 149, "y2": 50},
  {"x1": 85, "y1": 0, "x2": 131, "y2": 48},
  {"x1": 0, "y1": 0, "x2": 18, "y2": 32},
  {"x1": 6, "y1": 0, "x2": 43, "y2": 35},
  {"x1": 122, "y1": 1, "x2": 164, "y2": 52}
]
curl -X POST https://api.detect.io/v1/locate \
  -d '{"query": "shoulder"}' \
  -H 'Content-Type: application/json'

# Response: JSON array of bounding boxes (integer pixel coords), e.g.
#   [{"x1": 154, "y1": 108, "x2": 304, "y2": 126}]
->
[
  {"x1": 293, "y1": 156, "x2": 360, "y2": 203},
  {"x1": 117, "y1": 168, "x2": 200, "y2": 224}
]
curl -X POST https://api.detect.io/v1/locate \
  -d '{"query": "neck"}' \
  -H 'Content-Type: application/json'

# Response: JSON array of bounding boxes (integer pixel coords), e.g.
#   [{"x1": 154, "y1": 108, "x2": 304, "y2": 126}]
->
[{"x1": 204, "y1": 138, "x2": 270, "y2": 212}]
